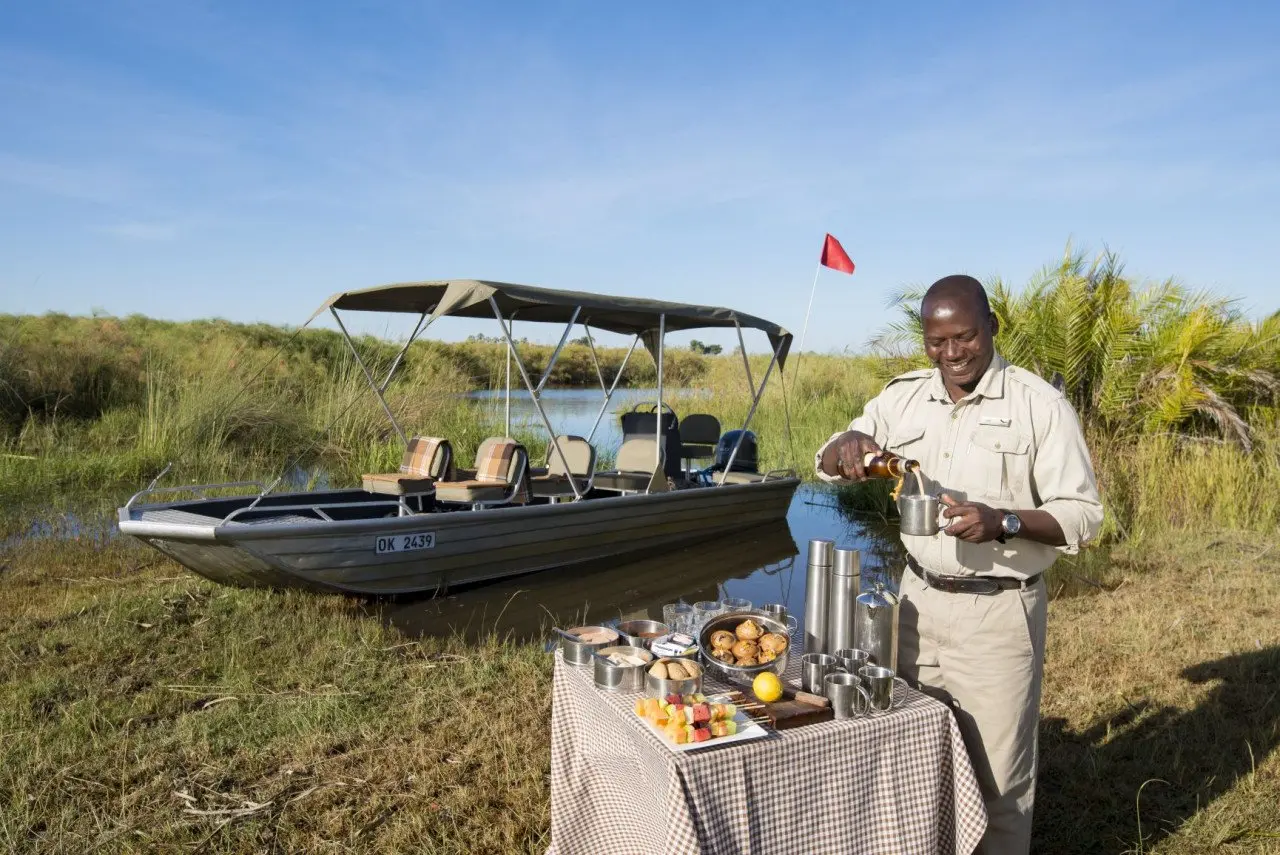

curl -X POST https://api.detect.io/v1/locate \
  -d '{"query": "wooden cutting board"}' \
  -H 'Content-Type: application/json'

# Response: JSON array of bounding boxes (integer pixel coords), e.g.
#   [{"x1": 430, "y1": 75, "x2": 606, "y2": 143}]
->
[
  {"x1": 722, "y1": 686, "x2": 834, "y2": 730},
  {"x1": 757, "y1": 698, "x2": 834, "y2": 729}
]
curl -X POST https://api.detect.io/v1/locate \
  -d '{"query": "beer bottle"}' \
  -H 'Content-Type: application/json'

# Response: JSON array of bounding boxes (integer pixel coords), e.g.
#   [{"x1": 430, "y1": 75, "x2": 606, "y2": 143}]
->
[{"x1": 861, "y1": 451, "x2": 918, "y2": 479}]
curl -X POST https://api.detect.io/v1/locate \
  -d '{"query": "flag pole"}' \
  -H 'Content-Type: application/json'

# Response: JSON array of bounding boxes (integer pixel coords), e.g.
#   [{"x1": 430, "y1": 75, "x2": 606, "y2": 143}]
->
[{"x1": 791, "y1": 263, "x2": 822, "y2": 392}]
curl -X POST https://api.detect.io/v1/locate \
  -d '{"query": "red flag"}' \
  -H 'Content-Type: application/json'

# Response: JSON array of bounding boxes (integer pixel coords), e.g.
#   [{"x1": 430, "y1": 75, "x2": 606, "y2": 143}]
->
[{"x1": 819, "y1": 233, "x2": 855, "y2": 274}]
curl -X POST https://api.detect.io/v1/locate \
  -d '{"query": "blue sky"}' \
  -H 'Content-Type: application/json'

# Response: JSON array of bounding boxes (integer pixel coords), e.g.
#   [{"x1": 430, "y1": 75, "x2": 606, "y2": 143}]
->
[{"x1": 1, "y1": 0, "x2": 1277, "y2": 353}]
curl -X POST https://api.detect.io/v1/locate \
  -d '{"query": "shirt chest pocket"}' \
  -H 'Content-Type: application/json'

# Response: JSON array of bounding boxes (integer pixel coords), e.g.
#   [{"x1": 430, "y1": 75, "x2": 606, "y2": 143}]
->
[
  {"x1": 887, "y1": 425, "x2": 927, "y2": 458},
  {"x1": 968, "y1": 425, "x2": 1031, "y2": 502}
]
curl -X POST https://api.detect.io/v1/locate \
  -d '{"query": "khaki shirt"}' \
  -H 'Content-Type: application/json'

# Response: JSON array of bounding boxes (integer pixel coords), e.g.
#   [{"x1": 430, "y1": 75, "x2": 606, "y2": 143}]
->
[{"x1": 814, "y1": 353, "x2": 1104, "y2": 580}]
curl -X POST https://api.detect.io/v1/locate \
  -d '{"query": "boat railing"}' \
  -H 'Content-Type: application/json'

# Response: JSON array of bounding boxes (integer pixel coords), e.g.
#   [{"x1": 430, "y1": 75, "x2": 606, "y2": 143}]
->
[
  {"x1": 124, "y1": 480, "x2": 267, "y2": 512},
  {"x1": 220, "y1": 497, "x2": 413, "y2": 525}
]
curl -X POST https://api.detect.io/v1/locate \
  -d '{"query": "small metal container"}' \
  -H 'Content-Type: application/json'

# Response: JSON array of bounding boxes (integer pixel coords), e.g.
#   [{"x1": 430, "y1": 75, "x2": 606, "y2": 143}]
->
[
  {"x1": 644, "y1": 657, "x2": 703, "y2": 698},
  {"x1": 697, "y1": 611, "x2": 791, "y2": 686},
  {"x1": 613, "y1": 619, "x2": 671, "y2": 650},
  {"x1": 557, "y1": 625, "x2": 620, "y2": 666},
  {"x1": 593, "y1": 645, "x2": 654, "y2": 693}
]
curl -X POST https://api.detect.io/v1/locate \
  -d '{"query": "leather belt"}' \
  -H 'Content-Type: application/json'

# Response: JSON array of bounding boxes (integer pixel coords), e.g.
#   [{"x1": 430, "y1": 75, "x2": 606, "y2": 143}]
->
[{"x1": 907, "y1": 555, "x2": 1040, "y2": 594}]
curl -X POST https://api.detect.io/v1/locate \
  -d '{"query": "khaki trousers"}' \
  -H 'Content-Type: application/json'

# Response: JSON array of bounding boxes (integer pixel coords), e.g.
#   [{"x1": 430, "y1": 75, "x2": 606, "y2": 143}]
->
[{"x1": 896, "y1": 569, "x2": 1048, "y2": 855}]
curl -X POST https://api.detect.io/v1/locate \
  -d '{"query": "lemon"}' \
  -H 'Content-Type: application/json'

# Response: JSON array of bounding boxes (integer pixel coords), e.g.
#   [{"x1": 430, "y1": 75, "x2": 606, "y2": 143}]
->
[{"x1": 752, "y1": 671, "x2": 783, "y2": 703}]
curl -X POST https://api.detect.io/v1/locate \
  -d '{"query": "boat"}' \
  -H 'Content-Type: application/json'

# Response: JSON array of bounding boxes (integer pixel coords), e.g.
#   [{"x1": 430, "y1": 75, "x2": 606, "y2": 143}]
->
[{"x1": 116, "y1": 279, "x2": 801, "y2": 595}]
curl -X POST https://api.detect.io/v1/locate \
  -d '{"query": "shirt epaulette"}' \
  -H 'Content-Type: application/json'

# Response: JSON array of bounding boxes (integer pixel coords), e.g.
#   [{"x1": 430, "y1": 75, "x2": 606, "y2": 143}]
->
[
  {"x1": 1004, "y1": 365, "x2": 1066, "y2": 402},
  {"x1": 883, "y1": 368, "x2": 934, "y2": 389}
]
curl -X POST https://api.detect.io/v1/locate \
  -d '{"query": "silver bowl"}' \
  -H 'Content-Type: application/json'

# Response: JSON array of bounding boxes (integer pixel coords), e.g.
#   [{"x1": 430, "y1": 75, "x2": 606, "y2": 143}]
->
[
  {"x1": 644, "y1": 657, "x2": 703, "y2": 698},
  {"x1": 613, "y1": 619, "x2": 671, "y2": 650},
  {"x1": 556, "y1": 625, "x2": 620, "y2": 666},
  {"x1": 697, "y1": 611, "x2": 791, "y2": 686},
  {"x1": 593, "y1": 645, "x2": 654, "y2": 693}
]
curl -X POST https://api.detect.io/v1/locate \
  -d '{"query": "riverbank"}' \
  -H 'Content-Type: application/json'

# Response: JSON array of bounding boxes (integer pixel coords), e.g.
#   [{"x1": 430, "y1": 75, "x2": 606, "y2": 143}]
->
[{"x1": 2, "y1": 515, "x2": 1276, "y2": 853}]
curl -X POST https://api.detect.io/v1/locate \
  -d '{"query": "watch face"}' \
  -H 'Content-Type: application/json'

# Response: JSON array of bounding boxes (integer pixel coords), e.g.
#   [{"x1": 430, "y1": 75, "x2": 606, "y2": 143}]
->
[{"x1": 1003, "y1": 513, "x2": 1021, "y2": 535}]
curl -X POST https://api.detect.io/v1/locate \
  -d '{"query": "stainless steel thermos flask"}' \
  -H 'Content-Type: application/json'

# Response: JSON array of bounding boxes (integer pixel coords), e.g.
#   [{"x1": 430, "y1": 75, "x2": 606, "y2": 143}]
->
[
  {"x1": 804, "y1": 539, "x2": 834, "y2": 654},
  {"x1": 826, "y1": 546, "x2": 861, "y2": 655}
]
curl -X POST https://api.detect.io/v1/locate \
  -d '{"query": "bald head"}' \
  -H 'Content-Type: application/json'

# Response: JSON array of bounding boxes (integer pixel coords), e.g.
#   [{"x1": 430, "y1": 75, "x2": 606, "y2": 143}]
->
[
  {"x1": 922, "y1": 274, "x2": 990, "y2": 318},
  {"x1": 919, "y1": 273, "x2": 998, "y2": 398}
]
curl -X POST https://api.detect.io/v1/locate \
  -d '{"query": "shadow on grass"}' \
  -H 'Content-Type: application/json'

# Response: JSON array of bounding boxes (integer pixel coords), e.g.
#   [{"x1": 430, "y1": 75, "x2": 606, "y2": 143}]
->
[{"x1": 1034, "y1": 645, "x2": 1280, "y2": 853}]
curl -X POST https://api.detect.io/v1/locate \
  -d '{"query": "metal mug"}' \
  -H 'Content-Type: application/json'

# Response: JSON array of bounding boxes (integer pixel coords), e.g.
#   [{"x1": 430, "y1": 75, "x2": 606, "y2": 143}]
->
[
  {"x1": 899, "y1": 493, "x2": 946, "y2": 536},
  {"x1": 824, "y1": 672, "x2": 872, "y2": 719},
  {"x1": 759, "y1": 603, "x2": 800, "y2": 635},
  {"x1": 801, "y1": 652, "x2": 847, "y2": 695},
  {"x1": 835, "y1": 647, "x2": 871, "y2": 675},
  {"x1": 859, "y1": 664, "x2": 896, "y2": 711}
]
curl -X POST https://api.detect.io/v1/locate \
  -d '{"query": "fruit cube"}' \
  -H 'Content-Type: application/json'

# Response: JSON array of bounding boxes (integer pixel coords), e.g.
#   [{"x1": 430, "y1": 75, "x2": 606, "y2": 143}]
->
[
  {"x1": 665, "y1": 694, "x2": 682, "y2": 706},
  {"x1": 692, "y1": 726, "x2": 711, "y2": 743},
  {"x1": 692, "y1": 703, "x2": 711, "y2": 724}
]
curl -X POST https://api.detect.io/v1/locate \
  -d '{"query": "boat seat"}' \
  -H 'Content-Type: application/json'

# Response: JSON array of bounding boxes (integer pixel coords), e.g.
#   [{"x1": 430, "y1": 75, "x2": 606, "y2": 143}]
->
[
  {"x1": 532, "y1": 435, "x2": 596, "y2": 500},
  {"x1": 435, "y1": 437, "x2": 530, "y2": 509},
  {"x1": 679, "y1": 414, "x2": 721, "y2": 468},
  {"x1": 362, "y1": 436, "x2": 453, "y2": 496},
  {"x1": 713, "y1": 470, "x2": 765, "y2": 485},
  {"x1": 594, "y1": 437, "x2": 667, "y2": 494},
  {"x1": 709, "y1": 468, "x2": 797, "y2": 485}
]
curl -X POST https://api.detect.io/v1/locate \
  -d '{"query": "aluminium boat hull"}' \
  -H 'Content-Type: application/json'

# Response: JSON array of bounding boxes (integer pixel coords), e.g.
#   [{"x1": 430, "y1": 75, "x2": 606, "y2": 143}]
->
[{"x1": 118, "y1": 478, "x2": 800, "y2": 595}]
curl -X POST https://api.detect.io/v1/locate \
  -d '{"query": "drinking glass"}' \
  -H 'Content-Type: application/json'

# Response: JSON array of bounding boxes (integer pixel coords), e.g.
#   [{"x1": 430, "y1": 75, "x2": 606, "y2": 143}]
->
[
  {"x1": 663, "y1": 602, "x2": 695, "y2": 634},
  {"x1": 693, "y1": 600, "x2": 723, "y2": 629},
  {"x1": 720, "y1": 596, "x2": 752, "y2": 613}
]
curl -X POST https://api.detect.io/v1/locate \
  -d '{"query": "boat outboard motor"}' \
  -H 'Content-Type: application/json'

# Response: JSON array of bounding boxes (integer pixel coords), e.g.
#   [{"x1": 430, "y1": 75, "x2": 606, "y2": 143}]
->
[
  {"x1": 619, "y1": 406, "x2": 682, "y2": 481},
  {"x1": 710, "y1": 429, "x2": 759, "y2": 473}
]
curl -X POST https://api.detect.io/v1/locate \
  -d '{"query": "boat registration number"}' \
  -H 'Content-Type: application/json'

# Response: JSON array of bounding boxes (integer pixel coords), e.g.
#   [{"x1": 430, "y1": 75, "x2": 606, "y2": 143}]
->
[{"x1": 375, "y1": 532, "x2": 436, "y2": 554}]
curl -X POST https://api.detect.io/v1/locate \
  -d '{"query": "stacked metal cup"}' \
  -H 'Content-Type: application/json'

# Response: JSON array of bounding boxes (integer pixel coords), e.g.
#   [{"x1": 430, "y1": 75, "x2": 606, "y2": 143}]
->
[{"x1": 803, "y1": 539, "x2": 834, "y2": 655}]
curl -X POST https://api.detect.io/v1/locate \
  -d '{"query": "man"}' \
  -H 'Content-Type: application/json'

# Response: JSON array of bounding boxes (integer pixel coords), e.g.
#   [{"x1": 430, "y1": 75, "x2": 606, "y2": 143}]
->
[{"x1": 815, "y1": 274, "x2": 1103, "y2": 854}]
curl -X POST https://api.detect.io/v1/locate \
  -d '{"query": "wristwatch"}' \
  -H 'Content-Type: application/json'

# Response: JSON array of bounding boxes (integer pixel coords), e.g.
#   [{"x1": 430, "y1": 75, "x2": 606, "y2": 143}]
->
[{"x1": 998, "y1": 512, "x2": 1022, "y2": 543}]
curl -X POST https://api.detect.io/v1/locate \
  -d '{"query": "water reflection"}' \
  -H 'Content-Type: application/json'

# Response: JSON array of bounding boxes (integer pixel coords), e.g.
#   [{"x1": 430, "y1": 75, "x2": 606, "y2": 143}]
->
[
  {"x1": 374, "y1": 484, "x2": 907, "y2": 644},
  {"x1": 467, "y1": 387, "x2": 708, "y2": 450}
]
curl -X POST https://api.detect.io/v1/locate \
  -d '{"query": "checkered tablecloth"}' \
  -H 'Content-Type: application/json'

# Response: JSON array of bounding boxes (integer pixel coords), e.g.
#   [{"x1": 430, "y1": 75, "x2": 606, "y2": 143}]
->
[{"x1": 547, "y1": 650, "x2": 986, "y2": 855}]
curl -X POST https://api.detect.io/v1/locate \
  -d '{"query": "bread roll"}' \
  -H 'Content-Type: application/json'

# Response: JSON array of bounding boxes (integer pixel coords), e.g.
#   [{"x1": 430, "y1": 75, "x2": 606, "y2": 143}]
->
[
  {"x1": 666, "y1": 661, "x2": 688, "y2": 680},
  {"x1": 731, "y1": 639, "x2": 759, "y2": 661},
  {"x1": 650, "y1": 661, "x2": 669, "y2": 680},
  {"x1": 759, "y1": 633, "x2": 789, "y2": 654},
  {"x1": 734, "y1": 619, "x2": 763, "y2": 641},
  {"x1": 710, "y1": 630, "x2": 736, "y2": 650}
]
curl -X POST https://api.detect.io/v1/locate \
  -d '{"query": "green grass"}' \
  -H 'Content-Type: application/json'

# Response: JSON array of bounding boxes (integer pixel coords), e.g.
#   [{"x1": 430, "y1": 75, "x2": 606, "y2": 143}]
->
[
  {"x1": 0, "y1": 533, "x2": 553, "y2": 854},
  {"x1": 1, "y1": 523, "x2": 1276, "y2": 853}
]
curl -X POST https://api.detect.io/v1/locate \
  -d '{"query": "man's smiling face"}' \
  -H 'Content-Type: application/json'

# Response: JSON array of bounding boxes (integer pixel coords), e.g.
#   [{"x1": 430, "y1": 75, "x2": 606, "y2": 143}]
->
[{"x1": 921, "y1": 295, "x2": 997, "y2": 394}]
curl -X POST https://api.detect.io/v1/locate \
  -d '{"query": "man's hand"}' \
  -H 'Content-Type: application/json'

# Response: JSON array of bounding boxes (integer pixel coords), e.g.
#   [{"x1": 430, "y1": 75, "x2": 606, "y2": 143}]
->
[
  {"x1": 819, "y1": 431, "x2": 882, "y2": 481},
  {"x1": 940, "y1": 493, "x2": 1004, "y2": 543}
]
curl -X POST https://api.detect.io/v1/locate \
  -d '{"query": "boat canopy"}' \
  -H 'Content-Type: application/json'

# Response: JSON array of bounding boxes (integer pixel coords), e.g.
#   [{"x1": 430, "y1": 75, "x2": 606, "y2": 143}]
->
[{"x1": 307, "y1": 279, "x2": 793, "y2": 366}]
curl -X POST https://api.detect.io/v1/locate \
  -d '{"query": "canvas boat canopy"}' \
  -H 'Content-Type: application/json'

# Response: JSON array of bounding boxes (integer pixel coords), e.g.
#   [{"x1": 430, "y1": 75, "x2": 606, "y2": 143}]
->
[{"x1": 307, "y1": 279, "x2": 793, "y2": 366}]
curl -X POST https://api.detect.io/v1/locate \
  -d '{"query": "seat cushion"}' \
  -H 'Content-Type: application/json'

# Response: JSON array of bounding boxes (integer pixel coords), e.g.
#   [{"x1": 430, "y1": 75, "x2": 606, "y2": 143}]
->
[
  {"x1": 593, "y1": 472, "x2": 653, "y2": 493},
  {"x1": 680, "y1": 442, "x2": 717, "y2": 459},
  {"x1": 435, "y1": 480, "x2": 515, "y2": 504},
  {"x1": 362, "y1": 473, "x2": 435, "y2": 495},
  {"x1": 711, "y1": 470, "x2": 766, "y2": 484},
  {"x1": 531, "y1": 473, "x2": 590, "y2": 497}
]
